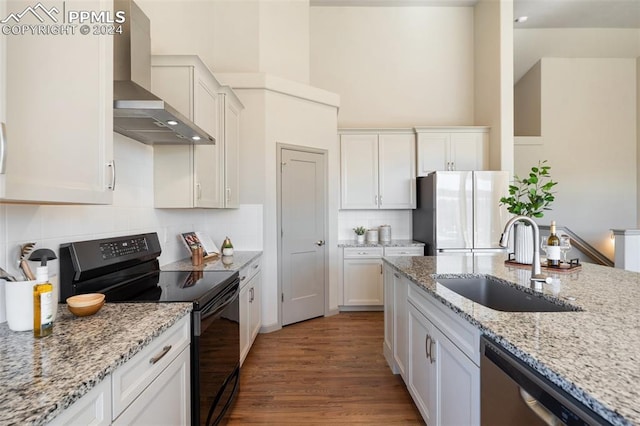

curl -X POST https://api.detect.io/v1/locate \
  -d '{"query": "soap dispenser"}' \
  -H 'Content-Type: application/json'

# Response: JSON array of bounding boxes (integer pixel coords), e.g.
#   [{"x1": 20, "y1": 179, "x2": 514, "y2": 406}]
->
[{"x1": 29, "y1": 249, "x2": 57, "y2": 338}]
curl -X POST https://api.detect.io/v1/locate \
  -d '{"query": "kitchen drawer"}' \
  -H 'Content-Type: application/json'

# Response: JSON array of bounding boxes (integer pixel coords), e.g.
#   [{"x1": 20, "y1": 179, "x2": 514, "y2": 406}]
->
[
  {"x1": 408, "y1": 282, "x2": 480, "y2": 365},
  {"x1": 112, "y1": 315, "x2": 190, "y2": 419},
  {"x1": 239, "y1": 256, "x2": 262, "y2": 289},
  {"x1": 384, "y1": 246, "x2": 424, "y2": 257},
  {"x1": 344, "y1": 247, "x2": 384, "y2": 259}
]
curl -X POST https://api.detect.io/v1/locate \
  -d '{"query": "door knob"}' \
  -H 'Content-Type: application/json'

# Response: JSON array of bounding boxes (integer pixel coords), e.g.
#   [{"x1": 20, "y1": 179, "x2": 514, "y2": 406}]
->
[{"x1": 315, "y1": 240, "x2": 325, "y2": 246}]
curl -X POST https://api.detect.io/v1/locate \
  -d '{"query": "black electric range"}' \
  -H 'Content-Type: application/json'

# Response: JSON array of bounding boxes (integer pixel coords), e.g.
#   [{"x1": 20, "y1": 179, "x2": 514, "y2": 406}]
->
[{"x1": 59, "y1": 232, "x2": 240, "y2": 426}]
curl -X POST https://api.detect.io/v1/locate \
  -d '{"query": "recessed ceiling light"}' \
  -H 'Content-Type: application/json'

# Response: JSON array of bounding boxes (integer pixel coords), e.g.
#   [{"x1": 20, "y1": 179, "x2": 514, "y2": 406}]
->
[
  {"x1": 192, "y1": 136, "x2": 201, "y2": 141},
  {"x1": 166, "y1": 120, "x2": 179, "y2": 126},
  {"x1": 515, "y1": 16, "x2": 528, "y2": 23}
]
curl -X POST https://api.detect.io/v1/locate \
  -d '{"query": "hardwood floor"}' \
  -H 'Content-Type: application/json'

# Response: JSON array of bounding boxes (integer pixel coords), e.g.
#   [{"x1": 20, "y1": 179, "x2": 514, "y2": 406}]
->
[{"x1": 228, "y1": 312, "x2": 424, "y2": 425}]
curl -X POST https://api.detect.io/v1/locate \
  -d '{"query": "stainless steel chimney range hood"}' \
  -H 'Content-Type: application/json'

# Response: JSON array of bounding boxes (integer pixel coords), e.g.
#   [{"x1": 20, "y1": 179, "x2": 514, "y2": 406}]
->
[{"x1": 113, "y1": 0, "x2": 214, "y2": 145}]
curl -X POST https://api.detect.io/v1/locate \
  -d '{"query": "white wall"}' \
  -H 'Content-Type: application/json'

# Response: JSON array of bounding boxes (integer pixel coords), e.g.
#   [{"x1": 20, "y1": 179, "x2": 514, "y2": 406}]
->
[
  {"x1": 514, "y1": 60, "x2": 541, "y2": 136},
  {"x1": 139, "y1": 0, "x2": 310, "y2": 83},
  {"x1": 310, "y1": 5, "x2": 475, "y2": 127},
  {"x1": 514, "y1": 28, "x2": 640, "y2": 83},
  {"x1": 473, "y1": 0, "x2": 513, "y2": 172},
  {"x1": 259, "y1": 0, "x2": 310, "y2": 83},
  {"x1": 219, "y1": 76, "x2": 339, "y2": 330},
  {"x1": 338, "y1": 210, "x2": 412, "y2": 241},
  {"x1": 514, "y1": 58, "x2": 637, "y2": 259},
  {"x1": 1, "y1": 134, "x2": 263, "y2": 283}
]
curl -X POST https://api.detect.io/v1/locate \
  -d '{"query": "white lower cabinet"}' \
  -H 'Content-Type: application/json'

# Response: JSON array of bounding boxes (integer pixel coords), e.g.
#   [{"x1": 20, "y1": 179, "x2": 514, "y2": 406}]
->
[
  {"x1": 384, "y1": 265, "x2": 481, "y2": 426},
  {"x1": 48, "y1": 375, "x2": 112, "y2": 426},
  {"x1": 112, "y1": 347, "x2": 190, "y2": 425},
  {"x1": 240, "y1": 256, "x2": 262, "y2": 365},
  {"x1": 49, "y1": 315, "x2": 191, "y2": 425},
  {"x1": 383, "y1": 266, "x2": 410, "y2": 379},
  {"x1": 408, "y1": 303, "x2": 480, "y2": 425},
  {"x1": 342, "y1": 247, "x2": 384, "y2": 307},
  {"x1": 343, "y1": 246, "x2": 422, "y2": 310}
]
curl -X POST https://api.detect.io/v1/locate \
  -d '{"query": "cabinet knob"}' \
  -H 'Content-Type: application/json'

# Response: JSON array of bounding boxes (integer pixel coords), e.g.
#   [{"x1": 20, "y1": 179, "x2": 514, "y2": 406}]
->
[{"x1": 315, "y1": 240, "x2": 325, "y2": 247}]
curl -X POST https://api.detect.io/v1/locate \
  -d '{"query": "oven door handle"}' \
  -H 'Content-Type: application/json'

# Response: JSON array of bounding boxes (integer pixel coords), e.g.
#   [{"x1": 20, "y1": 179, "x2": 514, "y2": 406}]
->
[{"x1": 193, "y1": 283, "x2": 239, "y2": 336}]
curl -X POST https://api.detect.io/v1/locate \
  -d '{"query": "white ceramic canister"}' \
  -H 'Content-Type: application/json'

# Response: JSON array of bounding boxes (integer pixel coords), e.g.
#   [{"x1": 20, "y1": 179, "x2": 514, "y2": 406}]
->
[
  {"x1": 379, "y1": 225, "x2": 391, "y2": 242},
  {"x1": 5, "y1": 280, "x2": 36, "y2": 331},
  {"x1": 366, "y1": 229, "x2": 379, "y2": 243}
]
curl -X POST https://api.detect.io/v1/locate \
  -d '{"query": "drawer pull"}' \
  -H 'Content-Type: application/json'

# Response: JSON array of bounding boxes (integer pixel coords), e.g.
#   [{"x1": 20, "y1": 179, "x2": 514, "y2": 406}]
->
[
  {"x1": 253, "y1": 263, "x2": 259, "y2": 269},
  {"x1": 241, "y1": 275, "x2": 246, "y2": 281},
  {"x1": 149, "y1": 345, "x2": 172, "y2": 365}
]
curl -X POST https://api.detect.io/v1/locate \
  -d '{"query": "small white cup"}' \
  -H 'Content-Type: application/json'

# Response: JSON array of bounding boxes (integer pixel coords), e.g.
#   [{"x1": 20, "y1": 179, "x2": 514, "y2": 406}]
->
[{"x1": 5, "y1": 280, "x2": 36, "y2": 331}]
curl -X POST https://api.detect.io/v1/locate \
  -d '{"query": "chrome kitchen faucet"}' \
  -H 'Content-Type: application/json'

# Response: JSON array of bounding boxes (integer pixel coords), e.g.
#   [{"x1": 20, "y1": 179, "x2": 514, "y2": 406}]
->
[{"x1": 499, "y1": 216, "x2": 549, "y2": 287}]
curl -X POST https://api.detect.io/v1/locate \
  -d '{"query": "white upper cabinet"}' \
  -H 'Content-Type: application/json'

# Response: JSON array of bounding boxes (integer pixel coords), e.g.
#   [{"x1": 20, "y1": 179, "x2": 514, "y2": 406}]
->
[
  {"x1": 152, "y1": 55, "x2": 222, "y2": 208},
  {"x1": 151, "y1": 55, "x2": 242, "y2": 209},
  {"x1": 218, "y1": 86, "x2": 243, "y2": 208},
  {"x1": 1, "y1": 0, "x2": 114, "y2": 204},
  {"x1": 415, "y1": 127, "x2": 489, "y2": 176},
  {"x1": 340, "y1": 129, "x2": 415, "y2": 210}
]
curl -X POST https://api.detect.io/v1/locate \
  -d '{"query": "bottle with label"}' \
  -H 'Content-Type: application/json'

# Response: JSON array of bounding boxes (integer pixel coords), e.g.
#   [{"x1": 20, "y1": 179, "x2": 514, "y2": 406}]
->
[
  {"x1": 33, "y1": 266, "x2": 54, "y2": 338},
  {"x1": 546, "y1": 221, "x2": 561, "y2": 267}
]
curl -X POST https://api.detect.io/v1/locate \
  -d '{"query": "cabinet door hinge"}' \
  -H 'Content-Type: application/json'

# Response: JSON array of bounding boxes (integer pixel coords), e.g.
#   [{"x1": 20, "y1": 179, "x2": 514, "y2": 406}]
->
[{"x1": 281, "y1": 293, "x2": 284, "y2": 303}]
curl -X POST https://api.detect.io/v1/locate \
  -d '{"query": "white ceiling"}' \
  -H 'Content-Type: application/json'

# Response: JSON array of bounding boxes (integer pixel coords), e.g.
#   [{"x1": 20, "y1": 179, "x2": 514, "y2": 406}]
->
[{"x1": 310, "y1": 0, "x2": 640, "y2": 29}]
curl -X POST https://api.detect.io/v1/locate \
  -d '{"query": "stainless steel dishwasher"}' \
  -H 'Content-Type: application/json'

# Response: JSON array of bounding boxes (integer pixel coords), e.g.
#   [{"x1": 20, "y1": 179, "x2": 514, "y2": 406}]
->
[{"x1": 481, "y1": 337, "x2": 610, "y2": 425}]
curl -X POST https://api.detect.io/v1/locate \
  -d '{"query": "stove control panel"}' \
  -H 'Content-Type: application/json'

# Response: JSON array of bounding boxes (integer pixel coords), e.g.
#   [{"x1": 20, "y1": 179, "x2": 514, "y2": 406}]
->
[{"x1": 100, "y1": 236, "x2": 149, "y2": 260}]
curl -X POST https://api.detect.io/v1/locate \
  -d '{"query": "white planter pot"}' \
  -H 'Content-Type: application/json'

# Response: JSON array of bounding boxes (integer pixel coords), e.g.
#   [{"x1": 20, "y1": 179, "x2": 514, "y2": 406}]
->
[
  {"x1": 356, "y1": 234, "x2": 365, "y2": 244},
  {"x1": 514, "y1": 223, "x2": 534, "y2": 264}
]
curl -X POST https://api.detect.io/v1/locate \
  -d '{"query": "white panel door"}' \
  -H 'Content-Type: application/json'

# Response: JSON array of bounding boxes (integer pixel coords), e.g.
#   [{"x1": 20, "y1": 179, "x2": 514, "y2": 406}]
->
[
  {"x1": 393, "y1": 273, "x2": 409, "y2": 379},
  {"x1": 450, "y1": 132, "x2": 484, "y2": 171},
  {"x1": 223, "y1": 94, "x2": 242, "y2": 208},
  {"x1": 434, "y1": 326, "x2": 480, "y2": 426},
  {"x1": 417, "y1": 133, "x2": 449, "y2": 176},
  {"x1": 194, "y1": 78, "x2": 222, "y2": 208},
  {"x1": 434, "y1": 172, "x2": 473, "y2": 250},
  {"x1": 341, "y1": 134, "x2": 379, "y2": 209},
  {"x1": 343, "y1": 258, "x2": 383, "y2": 305},
  {"x1": 378, "y1": 133, "x2": 416, "y2": 209},
  {"x1": 281, "y1": 148, "x2": 326, "y2": 326},
  {"x1": 473, "y1": 171, "x2": 510, "y2": 249},
  {"x1": 408, "y1": 303, "x2": 438, "y2": 425},
  {"x1": 4, "y1": 0, "x2": 113, "y2": 204}
]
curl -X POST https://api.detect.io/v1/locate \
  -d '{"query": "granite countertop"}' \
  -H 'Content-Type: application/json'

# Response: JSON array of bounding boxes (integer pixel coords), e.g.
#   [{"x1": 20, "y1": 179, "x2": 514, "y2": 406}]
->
[
  {"x1": 338, "y1": 239, "x2": 424, "y2": 248},
  {"x1": 161, "y1": 250, "x2": 263, "y2": 272},
  {"x1": 0, "y1": 302, "x2": 192, "y2": 425},
  {"x1": 383, "y1": 254, "x2": 640, "y2": 426}
]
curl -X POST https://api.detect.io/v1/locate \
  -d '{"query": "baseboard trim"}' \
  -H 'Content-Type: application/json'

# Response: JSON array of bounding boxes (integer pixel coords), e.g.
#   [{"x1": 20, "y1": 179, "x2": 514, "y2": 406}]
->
[
  {"x1": 259, "y1": 322, "x2": 282, "y2": 334},
  {"x1": 339, "y1": 306, "x2": 384, "y2": 312}
]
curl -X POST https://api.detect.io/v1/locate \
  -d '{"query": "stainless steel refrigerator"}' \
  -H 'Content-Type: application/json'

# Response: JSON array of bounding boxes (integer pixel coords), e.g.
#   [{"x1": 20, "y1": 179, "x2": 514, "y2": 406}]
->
[{"x1": 413, "y1": 171, "x2": 509, "y2": 255}]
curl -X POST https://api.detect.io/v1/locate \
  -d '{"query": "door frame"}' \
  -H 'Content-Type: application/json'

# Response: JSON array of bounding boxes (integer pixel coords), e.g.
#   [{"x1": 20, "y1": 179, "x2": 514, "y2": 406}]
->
[{"x1": 276, "y1": 143, "x2": 329, "y2": 326}]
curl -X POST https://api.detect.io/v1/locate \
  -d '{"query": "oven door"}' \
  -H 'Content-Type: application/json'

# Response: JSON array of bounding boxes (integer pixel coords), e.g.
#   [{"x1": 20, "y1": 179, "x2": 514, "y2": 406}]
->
[{"x1": 192, "y1": 278, "x2": 240, "y2": 426}]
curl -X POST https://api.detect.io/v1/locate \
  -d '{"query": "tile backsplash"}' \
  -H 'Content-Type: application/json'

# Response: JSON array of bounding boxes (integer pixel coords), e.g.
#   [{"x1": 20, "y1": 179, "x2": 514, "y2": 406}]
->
[
  {"x1": 0, "y1": 134, "x2": 263, "y2": 281},
  {"x1": 338, "y1": 209, "x2": 413, "y2": 241}
]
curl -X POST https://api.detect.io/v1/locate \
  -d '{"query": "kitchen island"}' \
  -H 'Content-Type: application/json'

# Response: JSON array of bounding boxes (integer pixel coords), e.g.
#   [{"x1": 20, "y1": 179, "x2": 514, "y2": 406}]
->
[
  {"x1": 0, "y1": 302, "x2": 192, "y2": 425},
  {"x1": 384, "y1": 254, "x2": 640, "y2": 425}
]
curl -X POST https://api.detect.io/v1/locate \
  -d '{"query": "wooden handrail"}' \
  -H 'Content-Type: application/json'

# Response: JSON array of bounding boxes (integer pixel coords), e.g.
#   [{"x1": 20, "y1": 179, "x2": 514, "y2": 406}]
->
[{"x1": 538, "y1": 225, "x2": 614, "y2": 267}]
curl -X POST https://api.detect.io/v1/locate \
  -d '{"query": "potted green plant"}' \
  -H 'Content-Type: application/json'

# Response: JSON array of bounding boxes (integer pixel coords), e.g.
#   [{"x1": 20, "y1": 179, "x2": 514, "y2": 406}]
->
[
  {"x1": 353, "y1": 226, "x2": 367, "y2": 244},
  {"x1": 499, "y1": 160, "x2": 557, "y2": 264}
]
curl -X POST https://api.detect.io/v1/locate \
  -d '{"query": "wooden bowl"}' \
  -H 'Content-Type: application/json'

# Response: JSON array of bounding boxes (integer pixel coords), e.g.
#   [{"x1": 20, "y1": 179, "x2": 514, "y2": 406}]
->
[{"x1": 66, "y1": 293, "x2": 105, "y2": 317}]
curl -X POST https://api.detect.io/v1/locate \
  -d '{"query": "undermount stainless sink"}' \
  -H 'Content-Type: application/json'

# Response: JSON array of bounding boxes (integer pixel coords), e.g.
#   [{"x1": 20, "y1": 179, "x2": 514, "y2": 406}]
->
[{"x1": 436, "y1": 276, "x2": 581, "y2": 312}]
